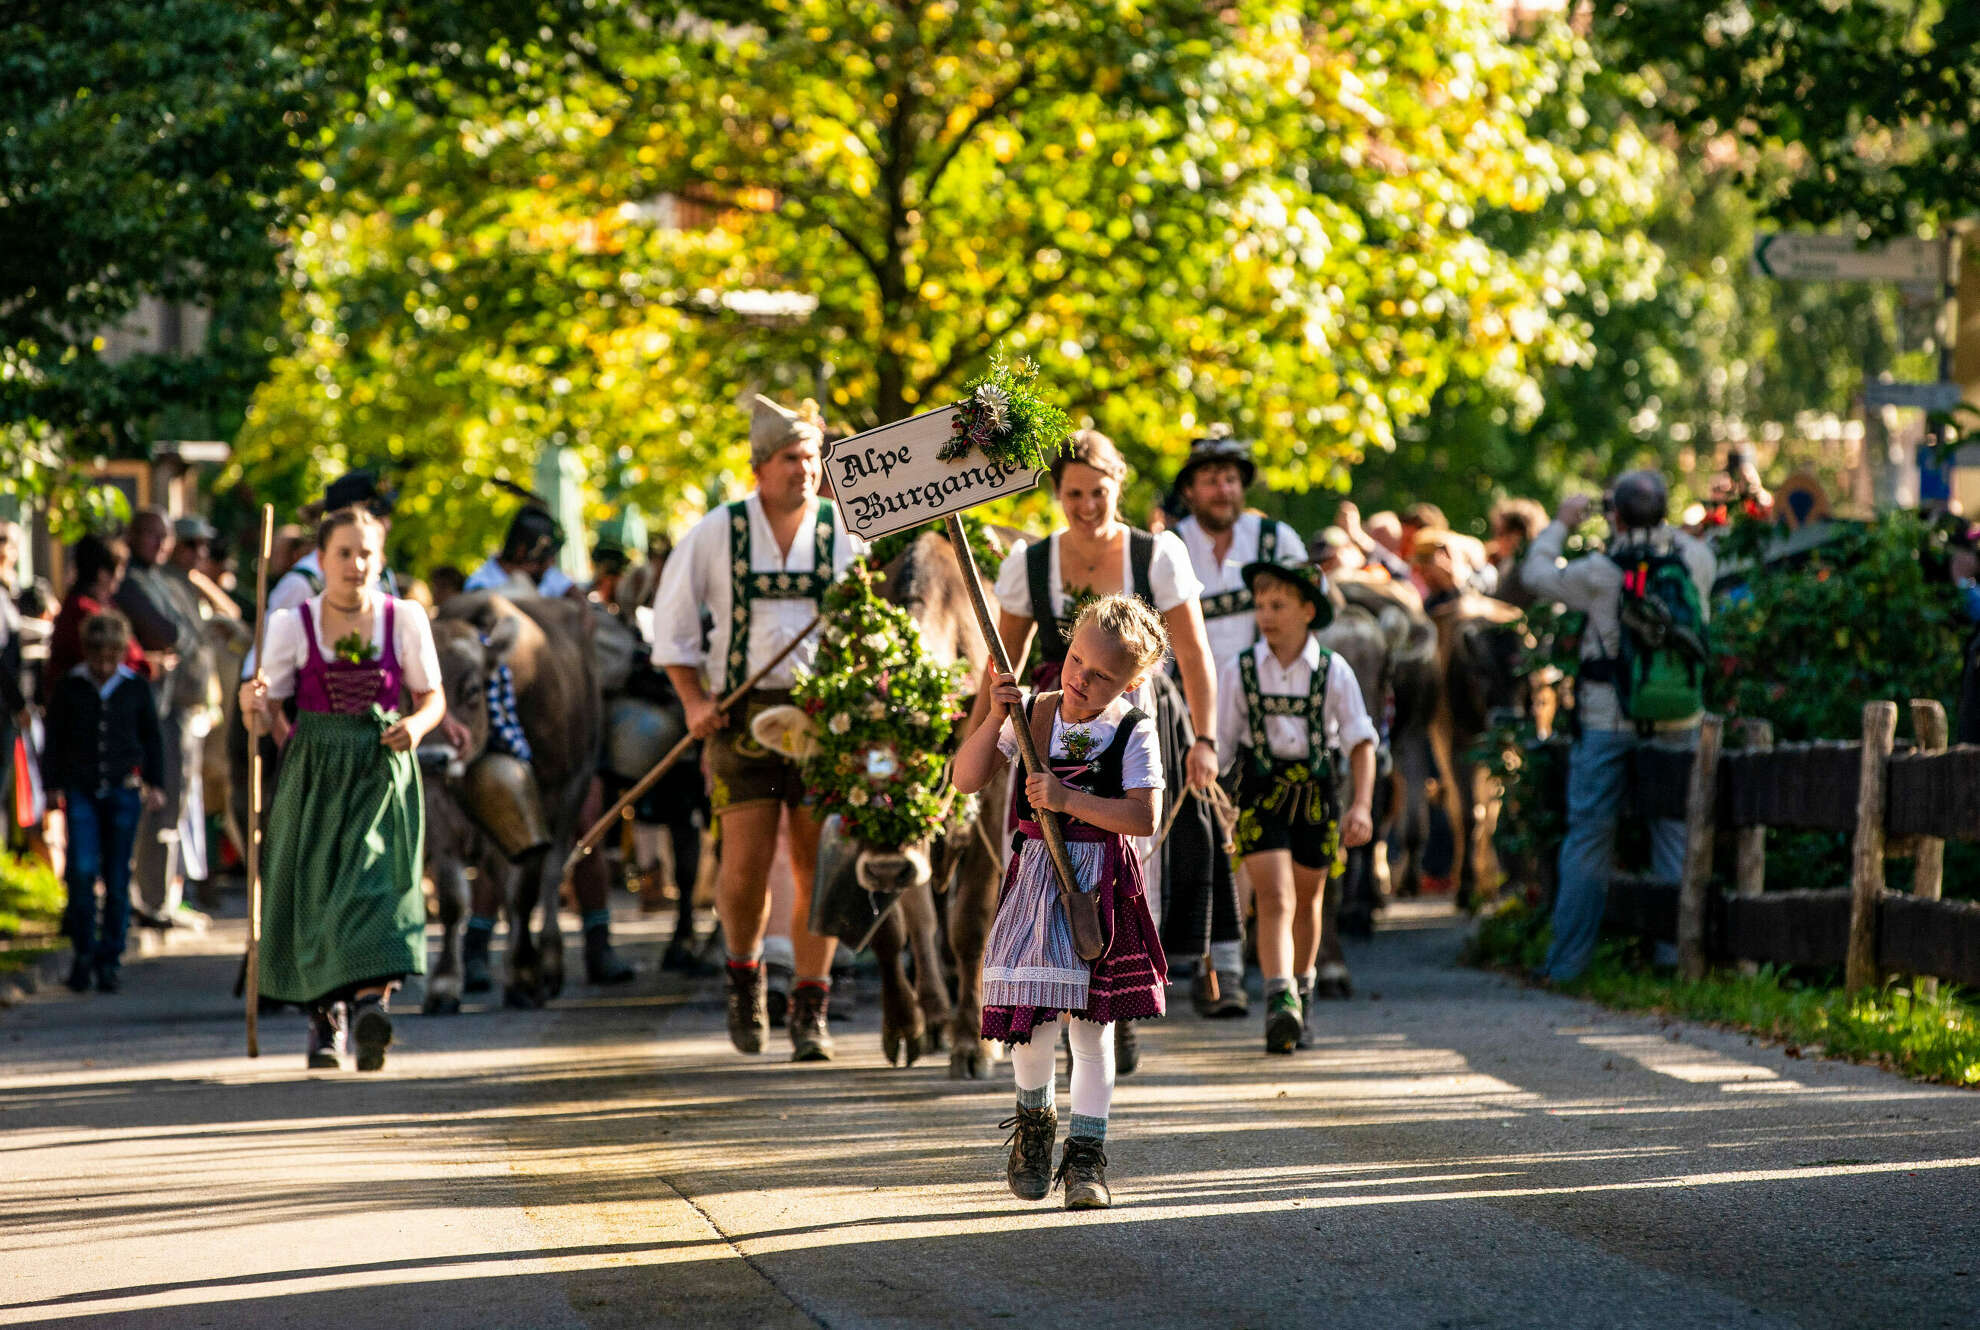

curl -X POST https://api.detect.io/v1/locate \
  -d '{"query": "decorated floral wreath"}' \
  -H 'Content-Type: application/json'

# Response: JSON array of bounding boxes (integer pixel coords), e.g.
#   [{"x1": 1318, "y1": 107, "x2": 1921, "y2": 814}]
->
[
  {"x1": 793, "y1": 563, "x2": 971, "y2": 850},
  {"x1": 938, "y1": 353, "x2": 1074, "y2": 474}
]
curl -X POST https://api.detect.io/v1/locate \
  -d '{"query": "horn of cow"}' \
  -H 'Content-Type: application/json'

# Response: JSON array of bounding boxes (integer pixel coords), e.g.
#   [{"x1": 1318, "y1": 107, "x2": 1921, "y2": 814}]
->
[{"x1": 555, "y1": 612, "x2": 825, "y2": 894}]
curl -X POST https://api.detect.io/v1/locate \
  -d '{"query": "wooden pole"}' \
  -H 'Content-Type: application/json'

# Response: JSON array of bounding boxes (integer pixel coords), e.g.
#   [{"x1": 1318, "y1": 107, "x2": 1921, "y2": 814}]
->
[
  {"x1": 1734, "y1": 719, "x2": 1772, "y2": 976},
  {"x1": 942, "y1": 515, "x2": 1081, "y2": 905},
  {"x1": 244, "y1": 504, "x2": 274, "y2": 1058},
  {"x1": 1846, "y1": 701, "x2": 1898, "y2": 994},
  {"x1": 1909, "y1": 698, "x2": 1949, "y2": 998},
  {"x1": 1675, "y1": 716, "x2": 1722, "y2": 981},
  {"x1": 559, "y1": 613, "x2": 824, "y2": 889}
]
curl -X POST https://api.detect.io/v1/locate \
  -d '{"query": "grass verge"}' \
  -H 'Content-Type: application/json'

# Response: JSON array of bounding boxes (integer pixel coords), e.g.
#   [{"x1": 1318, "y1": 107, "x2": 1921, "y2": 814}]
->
[{"x1": 1465, "y1": 898, "x2": 1980, "y2": 1087}]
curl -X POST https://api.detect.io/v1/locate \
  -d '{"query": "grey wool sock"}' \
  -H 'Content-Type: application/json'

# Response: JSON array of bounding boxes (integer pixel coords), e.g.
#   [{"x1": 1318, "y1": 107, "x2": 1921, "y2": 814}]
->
[
  {"x1": 1264, "y1": 976, "x2": 1294, "y2": 999},
  {"x1": 1017, "y1": 1084, "x2": 1053, "y2": 1111},
  {"x1": 1068, "y1": 1113, "x2": 1108, "y2": 1141}
]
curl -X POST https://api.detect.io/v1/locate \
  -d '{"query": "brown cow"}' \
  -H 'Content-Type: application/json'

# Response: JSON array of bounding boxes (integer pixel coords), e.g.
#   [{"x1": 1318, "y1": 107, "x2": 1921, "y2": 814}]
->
[{"x1": 429, "y1": 592, "x2": 603, "y2": 1007}]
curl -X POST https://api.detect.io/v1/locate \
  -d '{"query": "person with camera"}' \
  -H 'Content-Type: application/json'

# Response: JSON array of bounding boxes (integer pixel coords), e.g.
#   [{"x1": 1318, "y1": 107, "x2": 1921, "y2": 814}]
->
[{"x1": 1521, "y1": 472, "x2": 1715, "y2": 983}]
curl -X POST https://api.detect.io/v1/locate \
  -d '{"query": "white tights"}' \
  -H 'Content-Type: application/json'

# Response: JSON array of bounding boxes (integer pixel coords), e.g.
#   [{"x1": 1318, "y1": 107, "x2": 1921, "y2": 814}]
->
[{"x1": 1008, "y1": 1016, "x2": 1115, "y2": 1122}]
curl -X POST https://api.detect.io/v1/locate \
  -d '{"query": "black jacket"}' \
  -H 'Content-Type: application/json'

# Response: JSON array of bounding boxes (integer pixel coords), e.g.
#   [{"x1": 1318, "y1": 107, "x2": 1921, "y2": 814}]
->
[{"x1": 42, "y1": 667, "x2": 165, "y2": 795}]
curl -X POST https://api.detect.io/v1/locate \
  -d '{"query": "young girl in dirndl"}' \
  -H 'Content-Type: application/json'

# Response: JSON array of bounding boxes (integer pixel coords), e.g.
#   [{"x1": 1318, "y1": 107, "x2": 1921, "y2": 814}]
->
[
  {"x1": 952, "y1": 595, "x2": 1171, "y2": 1211},
  {"x1": 239, "y1": 506, "x2": 447, "y2": 1071}
]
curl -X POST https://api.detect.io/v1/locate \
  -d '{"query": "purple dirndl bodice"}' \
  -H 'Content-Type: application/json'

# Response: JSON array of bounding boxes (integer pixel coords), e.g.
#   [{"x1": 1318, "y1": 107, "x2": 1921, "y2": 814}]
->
[{"x1": 295, "y1": 600, "x2": 404, "y2": 715}]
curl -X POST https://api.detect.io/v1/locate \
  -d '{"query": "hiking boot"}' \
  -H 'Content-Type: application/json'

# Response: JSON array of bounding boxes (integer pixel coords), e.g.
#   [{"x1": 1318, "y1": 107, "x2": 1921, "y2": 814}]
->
[
  {"x1": 65, "y1": 955, "x2": 92, "y2": 994},
  {"x1": 1315, "y1": 961, "x2": 1353, "y2": 1000},
  {"x1": 724, "y1": 963, "x2": 768, "y2": 1054},
  {"x1": 306, "y1": 1002, "x2": 346, "y2": 1070},
  {"x1": 462, "y1": 927, "x2": 494, "y2": 994},
  {"x1": 94, "y1": 964, "x2": 121, "y2": 995},
  {"x1": 1264, "y1": 988, "x2": 1302, "y2": 1056},
  {"x1": 1055, "y1": 1135, "x2": 1111, "y2": 1210},
  {"x1": 1296, "y1": 976, "x2": 1316, "y2": 1050},
  {"x1": 788, "y1": 985, "x2": 835, "y2": 1063},
  {"x1": 1211, "y1": 970, "x2": 1249, "y2": 1019},
  {"x1": 1113, "y1": 1020, "x2": 1141, "y2": 1076},
  {"x1": 1189, "y1": 960, "x2": 1220, "y2": 1018},
  {"x1": 584, "y1": 930, "x2": 636, "y2": 985},
  {"x1": 352, "y1": 995, "x2": 393, "y2": 1072},
  {"x1": 764, "y1": 960, "x2": 794, "y2": 1029},
  {"x1": 1000, "y1": 1104, "x2": 1058, "y2": 1201}
]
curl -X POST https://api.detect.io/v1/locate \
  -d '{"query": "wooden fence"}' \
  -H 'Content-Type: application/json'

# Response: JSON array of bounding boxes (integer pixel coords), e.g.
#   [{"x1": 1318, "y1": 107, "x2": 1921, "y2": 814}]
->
[{"x1": 1596, "y1": 699, "x2": 1980, "y2": 993}]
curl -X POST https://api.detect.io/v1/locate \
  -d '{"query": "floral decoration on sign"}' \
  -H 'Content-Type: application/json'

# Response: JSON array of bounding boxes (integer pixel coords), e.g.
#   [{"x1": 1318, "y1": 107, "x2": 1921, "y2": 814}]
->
[
  {"x1": 938, "y1": 353, "x2": 1073, "y2": 474},
  {"x1": 793, "y1": 563, "x2": 970, "y2": 850},
  {"x1": 331, "y1": 631, "x2": 379, "y2": 665}
]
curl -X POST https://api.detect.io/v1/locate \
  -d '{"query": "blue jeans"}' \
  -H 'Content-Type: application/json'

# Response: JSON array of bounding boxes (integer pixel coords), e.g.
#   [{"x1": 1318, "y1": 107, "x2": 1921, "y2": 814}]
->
[
  {"x1": 63, "y1": 786, "x2": 143, "y2": 969},
  {"x1": 1543, "y1": 727, "x2": 1694, "y2": 982}
]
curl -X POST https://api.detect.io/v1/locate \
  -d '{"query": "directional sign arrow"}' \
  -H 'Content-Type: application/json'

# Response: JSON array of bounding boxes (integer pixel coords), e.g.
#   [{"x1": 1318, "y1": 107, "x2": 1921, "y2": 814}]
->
[
  {"x1": 1863, "y1": 380, "x2": 1963, "y2": 412},
  {"x1": 1750, "y1": 233, "x2": 1943, "y2": 284}
]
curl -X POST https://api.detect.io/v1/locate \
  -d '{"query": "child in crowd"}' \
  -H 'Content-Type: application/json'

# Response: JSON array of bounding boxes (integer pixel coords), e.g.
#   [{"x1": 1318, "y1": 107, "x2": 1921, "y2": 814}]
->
[
  {"x1": 1214, "y1": 562, "x2": 1376, "y2": 1054},
  {"x1": 45, "y1": 611, "x2": 166, "y2": 994},
  {"x1": 953, "y1": 595, "x2": 1171, "y2": 1211}
]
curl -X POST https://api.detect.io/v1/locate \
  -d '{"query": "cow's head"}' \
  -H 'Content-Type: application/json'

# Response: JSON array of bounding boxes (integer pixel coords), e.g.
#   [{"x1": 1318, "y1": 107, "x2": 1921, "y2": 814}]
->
[
  {"x1": 425, "y1": 608, "x2": 524, "y2": 771},
  {"x1": 752, "y1": 704, "x2": 935, "y2": 895}
]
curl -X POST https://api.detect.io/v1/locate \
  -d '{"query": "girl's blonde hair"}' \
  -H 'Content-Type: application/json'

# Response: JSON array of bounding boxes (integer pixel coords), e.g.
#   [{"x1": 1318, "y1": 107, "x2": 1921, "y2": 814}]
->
[{"x1": 1069, "y1": 594, "x2": 1169, "y2": 677}]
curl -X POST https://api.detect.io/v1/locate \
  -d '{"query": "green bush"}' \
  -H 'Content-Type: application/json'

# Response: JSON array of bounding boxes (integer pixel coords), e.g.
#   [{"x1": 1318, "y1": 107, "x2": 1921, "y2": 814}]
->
[
  {"x1": 0, "y1": 853, "x2": 64, "y2": 938},
  {"x1": 1710, "y1": 512, "x2": 1966, "y2": 741}
]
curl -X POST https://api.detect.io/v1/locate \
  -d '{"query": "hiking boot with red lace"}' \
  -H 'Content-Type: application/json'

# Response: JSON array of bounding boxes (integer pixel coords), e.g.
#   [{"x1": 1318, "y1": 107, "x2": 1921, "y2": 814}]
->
[
  {"x1": 1055, "y1": 1135, "x2": 1111, "y2": 1210},
  {"x1": 1000, "y1": 1105, "x2": 1057, "y2": 1201},
  {"x1": 725, "y1": 961, "x2": 768, "y2": 1054}
]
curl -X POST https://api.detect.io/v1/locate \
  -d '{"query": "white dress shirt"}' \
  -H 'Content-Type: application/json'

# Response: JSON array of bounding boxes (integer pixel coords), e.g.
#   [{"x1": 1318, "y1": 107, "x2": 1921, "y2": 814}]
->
[
  {"x1": 259, "y1": 594, "x2": 442, "y2": 702},
  {"x1": 1172, "y1": 512, "x2": 1307, "y2": 669},
  {"x1": 992, "y1": 529, "x2": 1203, "y2": 622},
  {"x1": 649, "y1": 493, "x2": 864, "y2": 693},
  {"x1": 1215, "y1": 636, "x2": 1377, "y2": 770}
]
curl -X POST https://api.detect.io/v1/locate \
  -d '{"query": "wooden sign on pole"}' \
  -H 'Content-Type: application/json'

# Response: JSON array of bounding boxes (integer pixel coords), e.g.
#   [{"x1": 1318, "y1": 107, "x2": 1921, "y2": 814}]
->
[
  {"x1": 822, "y1": 406, "x2": 1044, "y2": 542},
  {"x1": 822, "y1": 406, "x2": 1087, "y2": 950}
]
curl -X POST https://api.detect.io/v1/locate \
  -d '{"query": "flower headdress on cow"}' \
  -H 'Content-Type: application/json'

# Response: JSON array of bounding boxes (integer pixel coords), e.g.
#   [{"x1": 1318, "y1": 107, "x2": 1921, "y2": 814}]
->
[{"x1": 756, "y1": 562, "x2": 969, "y2": 851}]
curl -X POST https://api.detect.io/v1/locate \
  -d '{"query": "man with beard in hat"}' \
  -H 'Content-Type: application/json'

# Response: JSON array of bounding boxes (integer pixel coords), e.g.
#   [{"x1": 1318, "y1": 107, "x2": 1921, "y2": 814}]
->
[
  {"x1": 1168, "y1": 429, "x2": 1307, "y2": 1016},
  {"x1": 652, "y1": 395, "x2": 865, "y2": 1061}
]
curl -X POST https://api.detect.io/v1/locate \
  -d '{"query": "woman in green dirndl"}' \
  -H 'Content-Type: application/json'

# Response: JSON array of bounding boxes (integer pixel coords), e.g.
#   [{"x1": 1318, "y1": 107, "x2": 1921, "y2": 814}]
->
[{"x1": 240, "y1": 506, "x2": 447, "y2": 1071}]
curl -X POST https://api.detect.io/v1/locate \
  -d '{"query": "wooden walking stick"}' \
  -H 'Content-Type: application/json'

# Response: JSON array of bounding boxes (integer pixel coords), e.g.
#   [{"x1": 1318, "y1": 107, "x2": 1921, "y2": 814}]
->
[
  {"x1": 558, "y1": 612, "x2": 826, "y2": 892},
  {"x1": 244, "y1": 504, "x2": 274, "y2": 1057},
  {"x1": 942, "y1": 516, "x2": 1098, "y2": 957}
]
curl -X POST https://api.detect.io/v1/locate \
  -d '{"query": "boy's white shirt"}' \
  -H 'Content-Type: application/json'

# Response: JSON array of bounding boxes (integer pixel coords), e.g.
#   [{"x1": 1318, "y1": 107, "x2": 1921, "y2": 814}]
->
[{"x1": 1214, "y1": 634, "x2": 1378, "y2": 770}]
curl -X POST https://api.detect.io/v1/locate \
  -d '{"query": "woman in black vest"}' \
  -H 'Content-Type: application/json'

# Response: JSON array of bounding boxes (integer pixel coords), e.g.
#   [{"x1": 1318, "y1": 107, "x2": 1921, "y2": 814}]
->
[{"x1": 965, "y1": 431, "x2": 1224, "y2": 1069}]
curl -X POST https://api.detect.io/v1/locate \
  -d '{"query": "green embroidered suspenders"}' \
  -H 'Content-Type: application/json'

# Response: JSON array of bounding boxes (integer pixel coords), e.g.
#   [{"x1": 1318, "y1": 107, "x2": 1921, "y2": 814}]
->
[
  {"x1": 1198, "y1": 517, "x2": 1278, "y2": 621},
  {"x1": 723, "y1": 499, "x2": 836, "y2": 694},
  {"x1": 1237, "y1": 646, "x2": 1335, "y2": 782}
]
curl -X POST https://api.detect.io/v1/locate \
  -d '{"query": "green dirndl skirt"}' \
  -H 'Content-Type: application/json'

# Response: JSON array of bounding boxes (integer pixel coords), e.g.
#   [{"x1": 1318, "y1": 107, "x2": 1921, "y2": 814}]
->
[{"x1": 257, "y1": 707, "x2": 426, "y2": 1004}]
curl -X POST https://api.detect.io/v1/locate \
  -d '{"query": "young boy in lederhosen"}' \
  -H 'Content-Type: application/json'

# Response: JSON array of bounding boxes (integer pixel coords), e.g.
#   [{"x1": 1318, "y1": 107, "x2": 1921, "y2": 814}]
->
[{"x1": 1213, "y1": 562, "x2": 1376, "y2": 1054}]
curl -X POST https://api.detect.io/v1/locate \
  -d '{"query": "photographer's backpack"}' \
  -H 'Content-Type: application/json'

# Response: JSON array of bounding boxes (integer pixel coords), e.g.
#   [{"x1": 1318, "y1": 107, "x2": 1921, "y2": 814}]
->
[{"x1": 1605, "y1": 543, "x2": 1709, "y2": 725}]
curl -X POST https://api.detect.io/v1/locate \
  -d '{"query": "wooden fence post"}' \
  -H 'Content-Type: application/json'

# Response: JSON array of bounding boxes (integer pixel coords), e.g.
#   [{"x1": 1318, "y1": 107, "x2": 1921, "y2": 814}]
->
[
  {"x1": 1676, "y1": 716, "x2": 1723, "y2": 981},
  {"x1": 1734, "y1": 719, "x2": 1772, "y2": 977},
  {"x1": 1908, "y1": 698, "x2": 1949, "y2": 998},
  {"x1": 1846, "y1": 701, "x2": 1898, "y2": 994}
]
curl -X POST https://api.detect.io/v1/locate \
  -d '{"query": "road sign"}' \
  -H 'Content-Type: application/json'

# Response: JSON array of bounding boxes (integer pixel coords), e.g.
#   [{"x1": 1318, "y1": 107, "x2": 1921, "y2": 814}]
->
[
  {"x1": 824, "y1": 406, "x2": 1043, "y2": 541},
  {"x1": 1863, "y1": 380, "x2": 1963, "y2": 412},
  {"x1": 1751, "y1": 233, "x2": 1943, "y2": 284}
]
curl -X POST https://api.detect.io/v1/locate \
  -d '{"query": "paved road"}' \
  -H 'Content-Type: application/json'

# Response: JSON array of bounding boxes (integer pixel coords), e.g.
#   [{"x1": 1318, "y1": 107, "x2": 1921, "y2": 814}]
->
[{"x1": 5, "y1": 901, "x2": 1978, "y2": 1329}]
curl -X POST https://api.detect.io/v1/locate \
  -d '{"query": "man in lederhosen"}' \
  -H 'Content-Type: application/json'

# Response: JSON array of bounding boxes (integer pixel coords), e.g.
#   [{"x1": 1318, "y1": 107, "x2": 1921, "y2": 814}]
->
[
  {"x1": 652, "y1": 396, "x2": 864, "y2": 1060},
  {"x1": 1169, "y1": 430, "x2": 1307, "y2": 1015}
]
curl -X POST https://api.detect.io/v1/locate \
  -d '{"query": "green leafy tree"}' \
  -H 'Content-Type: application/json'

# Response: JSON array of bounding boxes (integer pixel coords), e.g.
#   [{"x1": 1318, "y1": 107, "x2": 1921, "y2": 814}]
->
[
  {"x1": 1590, "y1": 0, "x2": 1980, "y2": 233},
  {"x1": 235, "y1": 0, "x2": 1675, "y2": 567},
  {"x1": 0, "y1": 1, "x2": 311, "y2": 526}
]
